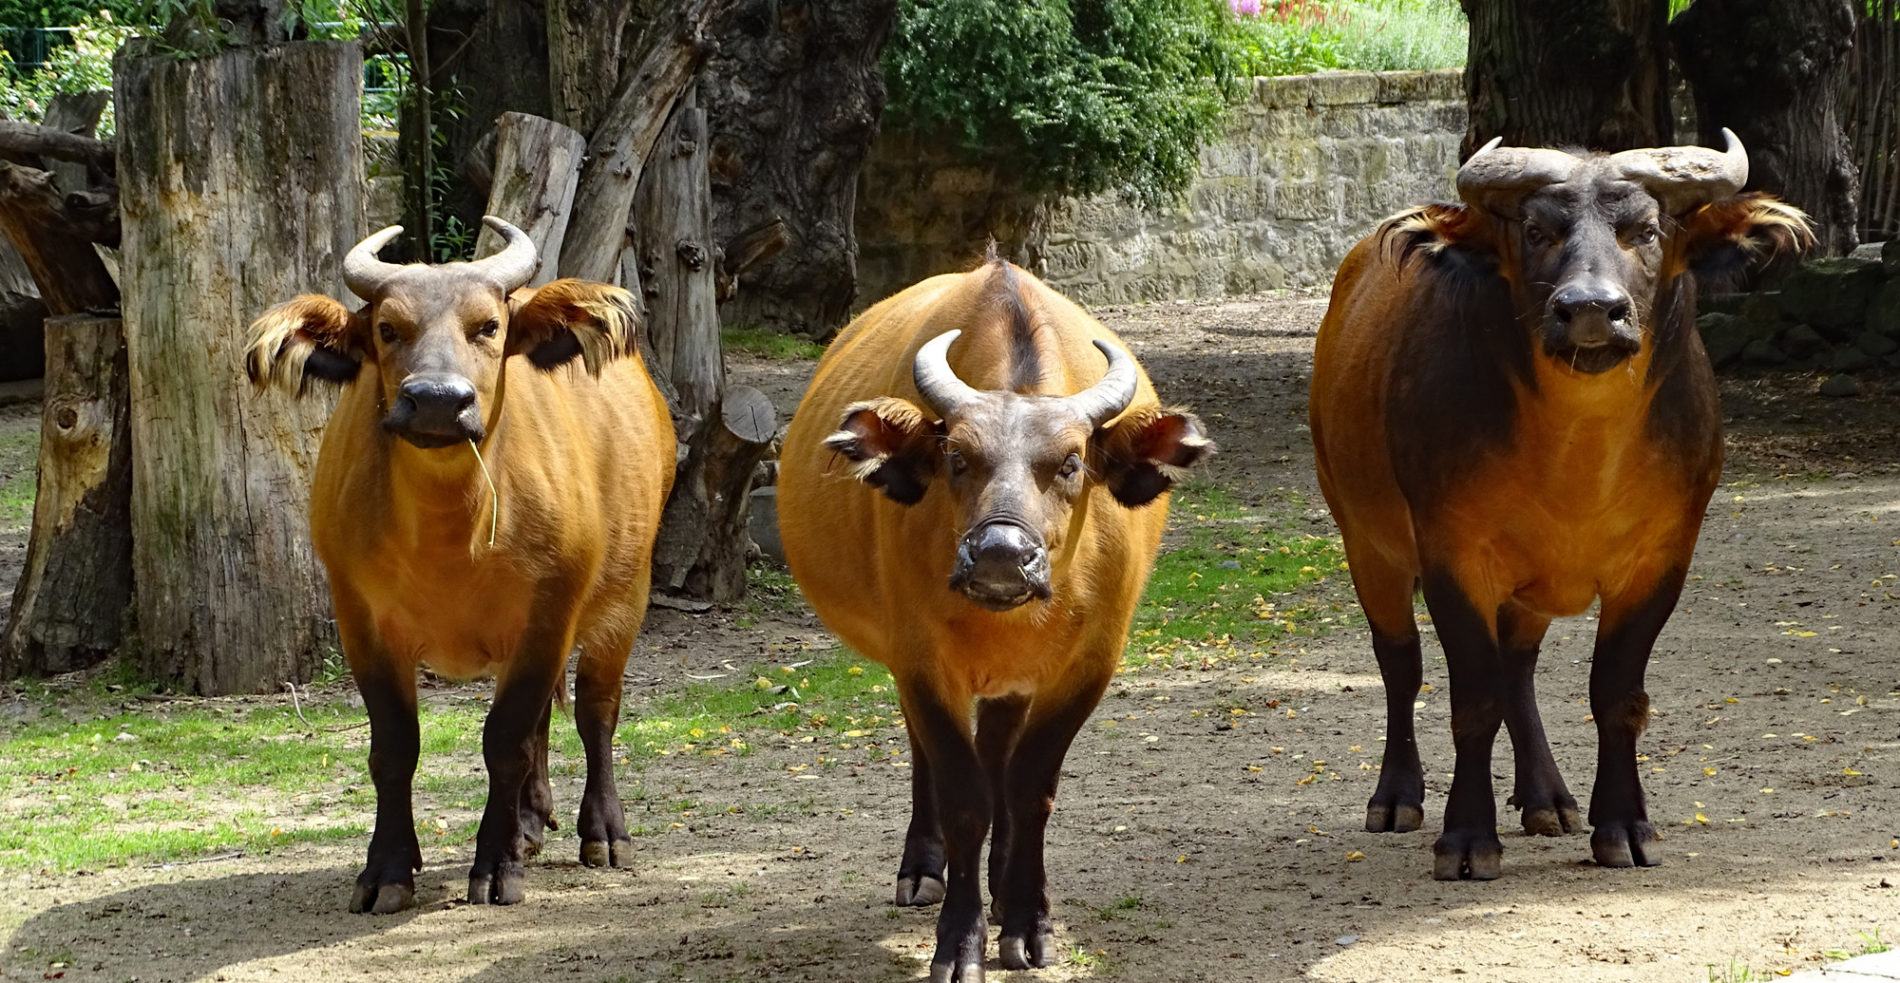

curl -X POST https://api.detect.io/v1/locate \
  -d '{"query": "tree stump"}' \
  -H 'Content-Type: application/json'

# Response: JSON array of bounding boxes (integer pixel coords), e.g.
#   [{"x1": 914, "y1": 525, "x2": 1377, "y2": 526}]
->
[
  {"x1": 0, "y1": 315, "x2": 132, "y2": 677},
  {"x1": 636, "y1": 83, "x2": 722, "y2": 427},
  {"x1": 115, "y1": 41, "x2": 364, "y2": 694},
  {"x1": 651, "y1": 384, "x2": 777, "y2": 601},
  {"x1": 473, "y1": 112, "x2": 586, "y2": 283}
]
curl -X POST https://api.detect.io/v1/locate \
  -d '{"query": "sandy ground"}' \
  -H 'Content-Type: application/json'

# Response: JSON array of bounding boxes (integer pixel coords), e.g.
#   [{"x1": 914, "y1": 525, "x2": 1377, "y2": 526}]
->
[{"x1": 0, "y1": 293, "x2": 1896, "y2": 983}]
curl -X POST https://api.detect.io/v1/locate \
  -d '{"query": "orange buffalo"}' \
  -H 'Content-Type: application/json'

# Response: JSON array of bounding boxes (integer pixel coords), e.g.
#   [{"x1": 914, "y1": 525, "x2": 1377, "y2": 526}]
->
[
  {"x1": 246, "y1": 217, "x2": 674, "y2": 911},
  {"x1": 779, "y1": 255, "x2": 1210, "y2": 982},
  {"x1": 1311, "y1": 132, "x2": 1810, "y2": 879}
]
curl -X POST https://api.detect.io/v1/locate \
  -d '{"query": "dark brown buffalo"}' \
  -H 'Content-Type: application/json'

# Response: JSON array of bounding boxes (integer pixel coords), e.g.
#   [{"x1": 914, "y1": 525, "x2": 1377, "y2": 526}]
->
[{"x1": 1310, "y1": 131, "x2": 1811, "y2": 879}]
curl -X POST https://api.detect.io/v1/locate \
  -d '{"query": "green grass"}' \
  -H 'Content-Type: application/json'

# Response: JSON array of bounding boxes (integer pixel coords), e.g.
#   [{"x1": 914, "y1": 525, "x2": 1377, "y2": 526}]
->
[
  {"x1": 1127, "y1": 480, "x2": 1349, "y2": 670},
  {"x1": 1825, "y1": 928, "x2": 1891, "y2": 960},
  {"x1": 722, "y1": 325, "x2": 825, "y2": 361},
  {"x1": 0, "y1": 421, "x2": 39, "y2": 530},
  {"x1": 1228, "y1": 0, "x2": 1466, "y2": 77}
]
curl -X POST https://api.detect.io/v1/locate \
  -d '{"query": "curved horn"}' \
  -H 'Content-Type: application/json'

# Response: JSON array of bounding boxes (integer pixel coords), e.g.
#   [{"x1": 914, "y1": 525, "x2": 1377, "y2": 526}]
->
[
  {"x1": 1456, "y1": 137, "x2": 1583, "y2": 218},
  {"x1": 469, "y1": 215, "x2": 541, "y2": 292},
  {"x1": 1607, "y1": 127, "x2": 1749, "y2": 216},
  {"x1": 1066, "y1": 339, "x2": 1139, "y2": 428},
  {"x1": 912, "y1": 329, "x2": 980, "y2": 420},
  {"x1": 342, "y1": 225, "x2": 405, "y2": 300}
]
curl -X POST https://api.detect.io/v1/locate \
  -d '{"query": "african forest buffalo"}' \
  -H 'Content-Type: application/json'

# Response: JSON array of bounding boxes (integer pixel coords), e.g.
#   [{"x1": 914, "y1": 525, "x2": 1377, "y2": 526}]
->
[
  {"x1": 1310, "y1": 130, "x2": 1811, "y2": 879},
  {"x1": 778, "y1": 256, "x2": 1211, "y2": 981},
  {"x1": 245, "y1": 217, "x2": 675, "y2": 911}
]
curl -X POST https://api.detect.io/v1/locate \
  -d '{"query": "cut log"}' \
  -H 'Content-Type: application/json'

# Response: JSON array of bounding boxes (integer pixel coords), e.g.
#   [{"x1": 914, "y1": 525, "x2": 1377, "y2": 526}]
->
[
  {"x1": 40, "y1": 91, "x2": 111, "y2": 200},
  {"x1": 1, "y1": 315, "x2": 132, "y2": 677},
  {"x1": 557, "y1": 0, "x2": 730, "y2": 281},
  {"x1": 115, "y1": 41, "x2": 364, "y2": 694},
  {"x1": 0, "y1": 240, "x2": 45, "y2": 381},
  {"x1": 635, "y1": 83, "x2": 722, "y2": 433},
  {"x1": 546, "y1": 0, "x2": 635, "y2": 137},
  {"x1": 651, "y1": 384, "x2": 778, "y2": 601},
  {"x1": 472, "y1": 112, "x2": 585, "y2": 284},
  {"x1": 714, "y1": 217, "x2": 790, "y2": 303}
]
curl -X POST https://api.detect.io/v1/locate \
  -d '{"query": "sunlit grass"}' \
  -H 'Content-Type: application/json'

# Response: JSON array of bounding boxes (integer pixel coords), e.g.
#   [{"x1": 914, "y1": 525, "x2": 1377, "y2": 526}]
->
[{"x1": 722, "y1": 324, "x2": 826, "y2": 360}]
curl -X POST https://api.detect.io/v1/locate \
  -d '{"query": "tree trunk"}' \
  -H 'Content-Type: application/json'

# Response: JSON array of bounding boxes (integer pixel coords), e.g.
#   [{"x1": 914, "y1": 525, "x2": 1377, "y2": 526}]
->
[
  {"x1": 636, "y1": 84, "x2": 721, "y2": 428},
  {"x1": 115, "y1": 41, "x2": 364, "y2": 694},
  {"x1": 0, "y1": 160, "x2": 118, "y2": 315},
  {"x1": 557, "y1": 0, "x2": 729, "y2": 281},
  {"x1": 547, "y1": 0, "x2": 636, "y2": 137},
  {"x1": 652, "y1": 385, "x2": 776, "y2": 601},
  {"x1": 0, "y1": 241, "x2": 45, "y2": 382},
  {"x1": 1459, "y1": 0, "x2": 1671, "y2": 155},
  {"x1": 473, "y1": 112, "x2": 585, "y2": 283},
  {"x1": 702, "y1": 0, "x2": 896, "y2": 337},
  {"x1": 1, "y1": 315, "x2": 132, "y2": 677},
  {"x1": 1672, "y1": 0, "x2": 1861, "y2": 255}
]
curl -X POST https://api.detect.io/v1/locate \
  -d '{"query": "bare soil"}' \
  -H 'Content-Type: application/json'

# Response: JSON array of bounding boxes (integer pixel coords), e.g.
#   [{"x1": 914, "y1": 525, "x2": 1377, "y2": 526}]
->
[{"x1": 2, "y1": 293, "x2": 1897, "y2": 983}]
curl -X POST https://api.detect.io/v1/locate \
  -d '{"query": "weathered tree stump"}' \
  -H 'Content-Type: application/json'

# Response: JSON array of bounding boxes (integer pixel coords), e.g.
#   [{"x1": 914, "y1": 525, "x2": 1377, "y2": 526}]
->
[
  {"x1": 652, "y1": 384, "x2": 777, "y2": 600},
  {"x1": 115, "y1": 41, "x2": 364, "y2": 694},
  {"x1": 473, "y1": 112, "x2": 585, "y2": 282},
  {"x1": 0, "y1": 315, "x2": 132, "y2": 677}
]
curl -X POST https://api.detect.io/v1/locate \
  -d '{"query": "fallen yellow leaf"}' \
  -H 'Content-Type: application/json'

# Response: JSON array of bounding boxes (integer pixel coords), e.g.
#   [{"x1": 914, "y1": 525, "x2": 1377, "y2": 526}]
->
[{"x1": 1345, "y1": 851, "x2": 1365, "y2": 861}]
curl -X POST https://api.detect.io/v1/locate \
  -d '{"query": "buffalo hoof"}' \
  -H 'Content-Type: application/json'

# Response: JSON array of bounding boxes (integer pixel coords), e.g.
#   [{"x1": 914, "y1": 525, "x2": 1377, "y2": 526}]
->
[
  {"x1": 580, "y1": 837, "x2": 635, "y2": 868},
  {"x1": 895, "y1": 873, "x2": 947, "y2": 907},
  {"x1": 928, "y1": 940, "x2": 985, "y2": 983},
  {"x1": 999, "y1": 926, "x2": 1053, "y2": 970},
  {"x1": 1365, "y1": 799, "x2": 1425, "y2": 833},
  {"x1": 468, "y1": 862, "x2": 528, "y2": 906},
  {"x1": 1432, "y1": 830, "x2": 1503, "y2": 881},
  {"x1": 348, "y1": 880, "x2": 414, "y2": 915},
  {"x1": 1591, "y1": 820, "x2": 1661, "y2": 868},
  {"x1": 1509, "y1": 791, "x2": 1583, "y2": 837}
]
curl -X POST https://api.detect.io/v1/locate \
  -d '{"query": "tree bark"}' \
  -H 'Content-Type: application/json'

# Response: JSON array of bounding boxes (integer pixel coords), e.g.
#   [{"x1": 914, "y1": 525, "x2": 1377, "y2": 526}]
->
[
  {"x1": 473, "y1": 112, "x2": 585, "y2": 284},
  {"x1": 1672, "y1": 0, "x2": 1861, "y2": 255},
  {"x1": 0, "y1": 161, "x2": 118, "y2": 315},
  {"x1": 38, "y1": 92, "x2": 111, "y2": 232},
  {"x1": 557, "y1": 0, "x2": 729, "y2": 281},
  {"x1": 651, "y1": 385, "x2": 776, "y2": 601},
  {"x1": 635, "y1": 83, "x2": 721, "y2": 428},
  {"x1": 702, "y1": 0, "x2": 895, "y2": 336},
  {"x1": 0, "y1": 240, "x2": 45, "y2": 382},
  {"x1": 1459, "y1": 0, "x2": 1671, "y2": 155},
  {"x1": 115, "y1": 41, "x2": 364, "y2": 694},
  {"x1": 1, "y1": 315, "x2": 132, "y2": 677},
  {"x1": 546, "y1": 0, "x2": 636, "y2": 137}
]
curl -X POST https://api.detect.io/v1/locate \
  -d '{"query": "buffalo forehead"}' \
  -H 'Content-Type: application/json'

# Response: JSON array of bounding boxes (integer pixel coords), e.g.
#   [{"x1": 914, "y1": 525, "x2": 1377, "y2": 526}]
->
[
  {"x1": 1525, "y1": 176, "x2": 1659, "y2": 230},
  {"x1": 373, "y1": 266, "x2": 508, "y2": 326},
  {"x1": 947, "y1": 394, "x2": 1091, "y2": 465}
]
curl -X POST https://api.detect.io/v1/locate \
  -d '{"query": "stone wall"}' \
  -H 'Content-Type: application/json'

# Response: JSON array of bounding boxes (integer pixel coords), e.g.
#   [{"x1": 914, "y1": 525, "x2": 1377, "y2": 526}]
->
[{"x1": 854, "y1": 69, "x2": 1468, "y2": 310}]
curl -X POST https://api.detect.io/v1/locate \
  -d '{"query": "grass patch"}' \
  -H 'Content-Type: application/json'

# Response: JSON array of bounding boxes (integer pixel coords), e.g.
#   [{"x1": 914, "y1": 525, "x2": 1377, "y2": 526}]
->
[
  {"x1": 1228, "y1": 0, "x2": 1466, "y2": 77},
  {"x1": 0, "y1": 419, "x2": 39, "y2": 531},
  {"x1": 627, "y1": 649, "x2": 899, "y2": 760},
  {"x1": 1128, "y1": 480, "x2": 1349, "y2": 670},
  {"x1": 723, "y1": 325, "x2": 825, "y2": 361}
]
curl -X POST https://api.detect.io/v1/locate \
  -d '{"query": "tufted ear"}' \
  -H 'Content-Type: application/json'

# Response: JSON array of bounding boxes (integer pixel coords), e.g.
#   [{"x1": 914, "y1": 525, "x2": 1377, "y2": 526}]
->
[
  {"x1": 822, "y1": 396, "x2": 943, "y2": 506},
  {"x1": 1091, "y1": 407, "x2": 1214, "y2": 507},
  {"x1": 1677, "y1": 193, "x2": 1815, "y2": 292},
  {"x1": 506, "y1": 278, "x2": 638, "y2": 374},
  {"x1": 245, "y1": 294, "x2": 368, "y2": 395}
]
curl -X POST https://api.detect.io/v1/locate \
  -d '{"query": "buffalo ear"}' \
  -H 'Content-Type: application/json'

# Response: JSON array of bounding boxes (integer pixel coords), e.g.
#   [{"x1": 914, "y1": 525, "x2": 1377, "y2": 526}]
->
[
  {"x1": 1092, "y1": 408, "x2": 1213, "y2": 507},
  {"x1": 245, "y1": 295, "x2": 368, "y2": 395},
  {"x1": 1679, "y1": 193, "x2": 1815, "y2": 292},
  {"x1": 822, "y1": 396, "x2": 941, "y2": 506},
  {"x1": 507, "y1": 278, "x2": 637, "y2": 374}
]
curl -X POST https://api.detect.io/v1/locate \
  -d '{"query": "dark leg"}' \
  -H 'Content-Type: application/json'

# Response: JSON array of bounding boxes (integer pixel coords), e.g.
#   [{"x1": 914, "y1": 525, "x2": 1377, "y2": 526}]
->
[
  {"x1": 575, "y1": 635, "x2": 636, "y2": 868},
  {"x1": 1588, "y1": 572, "x2": 1685, "y2": 868},
  {"x1": 900, "y1": 685, "x2": 990, "y2": 983},
  {"x1": 517, "y1": 695, "x2": 558, "y2": 860},
  {"x1": 976, "y1": 693, "x2": 1029, "y2": 922},
  {"x1": 348, "y1": 660, "x2": 423, "y2": 914},
  {"x1": 469, "y1": 627, "x2": 570, "y2": 906},
  {"x1": 1366, "y1": 630, "x2": 1426, "y2": 833},
  {"x1": 1496, "y1": 603, "x2": 1581, "y2": 836},
  {"x1": 995, "y1": 673, "x2": 1110, "y2": 971},
  {"x1": 1422, "y1": 572, "x2": 1507, "y2": 880},
  {"x1": 895, "y1": 714, "x2": 947, "y2": 907}
]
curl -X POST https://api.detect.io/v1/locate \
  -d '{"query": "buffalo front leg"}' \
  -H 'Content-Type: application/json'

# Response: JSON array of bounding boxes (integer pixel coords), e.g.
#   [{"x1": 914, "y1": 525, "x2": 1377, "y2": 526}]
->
[
  {"x1": 995, "y1": 670, "x2": 1111, "y2": 971},
  {"x1": 976, "y1": 693, "x2": 1029, "y2": 922},
  {"x1": 339, "y1": 594, "x2": 423, "y2": 915},
  {"x1": 895, "y1": 713, "x2": 947, "y2": 907},
  {"x1": 1496, "y1": 603, "x2": 1581, "y2": 837},
  {"x1": 900, "y1": 682, "x2": 991, "y2": 983},
  {"x1": 1588, "y1": 572, "x2": 1685, "y2": 868},
  {"x1": 575, "y1": 634, "x2": 637, "y2": 868},
  {"x1": 517, "y1": 695, "x2": 558, "y2": 860},
  {"x1": 469, "y1": 620, "x2": 573, "y2": 906},
  {"x1": 1423, "y1": 572, "x2": 1508, "y2": 880},
  {"x1": 1345, "y1": 548, "x2": 1426, "y2": 833}
]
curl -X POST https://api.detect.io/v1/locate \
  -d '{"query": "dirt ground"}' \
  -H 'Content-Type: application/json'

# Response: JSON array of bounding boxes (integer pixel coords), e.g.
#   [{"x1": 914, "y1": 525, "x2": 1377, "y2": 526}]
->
[{"x1": 1, "y1": 292, "x2": 1897, "y2": 983}]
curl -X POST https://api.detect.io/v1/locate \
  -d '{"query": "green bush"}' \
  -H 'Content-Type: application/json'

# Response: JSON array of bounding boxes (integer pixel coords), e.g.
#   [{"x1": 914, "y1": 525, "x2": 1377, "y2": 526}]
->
[
  {"x1": 883, "y1": 0, "x2": 1245, "y2": 207},
  {"x1": 0, "y1": 10, "x2": 130, "y2": 131},
  {"x1": 1227, "y1": 0, "x2": 1464, "y2": 76}
]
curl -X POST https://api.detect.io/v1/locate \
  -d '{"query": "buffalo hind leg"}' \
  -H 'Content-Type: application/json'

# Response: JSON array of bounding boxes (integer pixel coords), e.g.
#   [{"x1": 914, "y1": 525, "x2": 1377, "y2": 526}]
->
[
  {"x1": 1496, "y1": 604, "x2": 1581, "y2": 837},
  {"x1": 517, "y1": 696, "x2": 558, "y2": 860},
  {"x1": 1348, "y1": 551, "x2": 1425, "y2": 833},
  {"x1": 977, "y1": 694, "x2": 1029, "y2": 923},
  {"x1": 1423, "y1": 572, "x2": 1507, "y2": 880},
  {"x1": 996, "y1": 670, "x2": 1111, "y2": 971},
  {"x1": 900, "y1": 683, "x2": 990, "y2": 983},
  {"x1": 348, "y1": 656, "x2": 423, "y2": 914},
  {"x1": 576, "y1": 635, "x2": 637, "y2": 868},
  {"x1": 469, "y1": 622, "x2": 571, "y2": 905},
  {"x1": 895, "y1": 714, "x2": 947, "y2": 907},
  {"x1": 1589, "y1": 572, "x2": 1684, "y2": 868}
]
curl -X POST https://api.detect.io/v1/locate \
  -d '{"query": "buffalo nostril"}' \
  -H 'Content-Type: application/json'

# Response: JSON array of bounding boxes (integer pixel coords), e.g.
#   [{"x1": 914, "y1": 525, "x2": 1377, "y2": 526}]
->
[{"x1": 1607, "y1": 302, "x2": 1631, "y2": 323}]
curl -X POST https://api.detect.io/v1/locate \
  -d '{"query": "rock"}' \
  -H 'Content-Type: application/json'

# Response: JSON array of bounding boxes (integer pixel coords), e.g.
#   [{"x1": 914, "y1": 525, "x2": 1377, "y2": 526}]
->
[
  {"x1": 1884, "y1": 237, "x2": 1900, "y2": 277},
  {"x1": 748, "y1": 486, "x2": 784, "y2": 564},
  {"x1": 1699, "y1": 291, "x2": 1749, "y2": 316},
  {"x1": 1776, "y1": 323, "x2": 1827, "y2": 362},
  {"x1": 1697, "y1": 312, "x2": 1750, "y2": 367},
  {"x1": 1850, "y1": 241, "x2": 1886, "y2": 262},
  {"x1": 1857, "y1": 329, "x2": 1899, "y2": 357},
  {"x1": 1738, "y1": 290, "x2": 1786, "y2": 338},
  {"x1": 1819, "y1": 374, "x2": 1861, "y2": 397},
  {"x1": 1741, "y1": 338, "x2": 1789, "y2": 366},
  {"x1": 1829, "y1": 346, "x2": 1876, "y2": 373},
  {"x1": 1775, "y1": 257, "x2": 1885, "y2": 340},
  {"x1": 1868, "y1": 279, "x2": 1900, "y2": 339}
]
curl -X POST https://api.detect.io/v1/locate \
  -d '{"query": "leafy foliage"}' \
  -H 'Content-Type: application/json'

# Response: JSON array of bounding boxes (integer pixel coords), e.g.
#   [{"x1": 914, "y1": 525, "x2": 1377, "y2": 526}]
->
[
  {"x1": 1226, "y1": 0, "x2": 1464, "y2": 76},
  {"x1": 0, "y1": 10, "x2": 130, "y2": 130},
  {"x1": 883, "y1": 0, "x2": 1244, "y2": 207}
]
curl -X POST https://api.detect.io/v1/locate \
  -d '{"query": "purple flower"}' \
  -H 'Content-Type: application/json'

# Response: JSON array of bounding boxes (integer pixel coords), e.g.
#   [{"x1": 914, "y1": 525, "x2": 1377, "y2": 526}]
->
[{"x1": 1229, "y1": 0, "x2": 1263, "y2": 16}]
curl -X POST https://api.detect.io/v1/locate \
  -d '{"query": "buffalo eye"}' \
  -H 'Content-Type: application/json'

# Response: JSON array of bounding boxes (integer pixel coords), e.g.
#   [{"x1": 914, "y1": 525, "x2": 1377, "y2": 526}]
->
[
  {"x1": 945, "y1": 448, "x2": 968, "y2": 475},
  {"x1": 1628, "y1": 224, "x2": 1659, "y2": 247},
  {"x1": 1057, "y1": 453, "x2": 1082, "y2": 479},
  {"x1": 378, "y1": 321, "x2": 397, "y2": 344},
  {"x1": 478, "y1": 318, "x2": 501, "y2": 339},
  {"x1": 1523, "y1": 221, "x2": 1551, "y2": 247}
]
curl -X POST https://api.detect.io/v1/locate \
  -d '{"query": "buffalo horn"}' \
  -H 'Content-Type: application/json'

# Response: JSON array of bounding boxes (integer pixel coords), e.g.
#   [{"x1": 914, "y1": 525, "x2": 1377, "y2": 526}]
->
[
  {"x1": 1455, "y1": 137, "x2": 1582, "y2": 217},
  {"x1": 1607, "y1": 127, "x2": 1749, "y2": 216},
  {"x1": 913, "y1": 329, "x2": 980, "y2": 420},
  {"x1": 1066, "y1": 339, "x2": 1139, "y2": 428},
  {"x1": 469, "y1": 215, "x2": 540, "y2": 292},
  {"x1": 342, "y1": 225, "x2": 406, "y2": 300}
]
